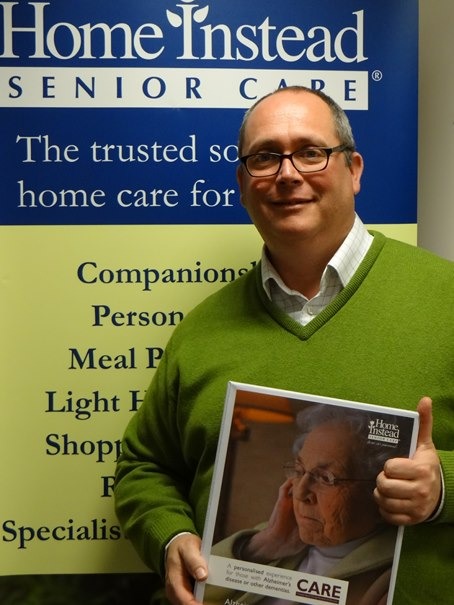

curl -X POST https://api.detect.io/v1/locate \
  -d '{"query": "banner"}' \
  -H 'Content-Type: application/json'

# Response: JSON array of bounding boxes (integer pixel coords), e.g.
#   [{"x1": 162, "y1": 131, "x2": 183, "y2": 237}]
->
[{"x1": 0, "y1": 0, "x2": 418, "y2": 574}]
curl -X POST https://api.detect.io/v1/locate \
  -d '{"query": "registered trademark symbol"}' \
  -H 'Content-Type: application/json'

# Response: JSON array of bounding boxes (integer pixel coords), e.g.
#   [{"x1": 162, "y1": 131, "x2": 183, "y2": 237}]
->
[{"x1": 372, "y1": 70, "x2": 383, "y2": 82}]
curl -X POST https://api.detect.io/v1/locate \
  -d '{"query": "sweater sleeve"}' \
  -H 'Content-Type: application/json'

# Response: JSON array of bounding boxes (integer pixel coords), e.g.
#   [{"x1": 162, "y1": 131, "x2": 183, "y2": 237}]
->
[
  {"x1": 114, "y1": 339, "x2": 198, "y2": 577},
  {"x1": 431, "y1": 391, "x2": 454, "y2": 525},
  {"x1": 435, "y1": 450, "x2": 454, "y2": 524}
]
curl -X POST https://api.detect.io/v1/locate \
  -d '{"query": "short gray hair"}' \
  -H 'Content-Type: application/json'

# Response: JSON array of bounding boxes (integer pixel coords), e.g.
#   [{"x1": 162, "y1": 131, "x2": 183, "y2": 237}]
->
[{"x1": 237, "y1": 85, "x2": 356, "y2": 165}]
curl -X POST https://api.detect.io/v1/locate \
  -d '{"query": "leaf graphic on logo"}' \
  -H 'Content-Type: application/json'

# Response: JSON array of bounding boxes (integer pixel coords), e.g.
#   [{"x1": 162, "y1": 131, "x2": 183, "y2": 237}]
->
[
  {"x1": 166, "y1": 10, "x2": 182, "y2": 28},
  {"x1": 194, "y1": 6, "x2": 209, "y2": 23}
]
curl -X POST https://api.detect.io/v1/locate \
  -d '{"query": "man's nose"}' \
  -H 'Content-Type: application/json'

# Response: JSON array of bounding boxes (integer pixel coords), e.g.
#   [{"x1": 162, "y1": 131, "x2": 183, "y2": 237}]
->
[{"x1": 276, "y1": 156, "x2": 304, "y2": 181}]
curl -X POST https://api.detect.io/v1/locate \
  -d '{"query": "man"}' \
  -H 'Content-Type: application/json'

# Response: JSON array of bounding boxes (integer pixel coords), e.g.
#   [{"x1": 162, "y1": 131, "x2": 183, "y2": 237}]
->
[{"x1": 115, "y1": 86, "x2": 454, "y2": 605}]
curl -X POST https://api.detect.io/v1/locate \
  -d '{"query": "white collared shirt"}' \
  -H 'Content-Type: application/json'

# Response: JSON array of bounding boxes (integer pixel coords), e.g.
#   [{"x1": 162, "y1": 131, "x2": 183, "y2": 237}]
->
[{"x1": 261, "y1": 214, "x2": 373, "y2": 325}]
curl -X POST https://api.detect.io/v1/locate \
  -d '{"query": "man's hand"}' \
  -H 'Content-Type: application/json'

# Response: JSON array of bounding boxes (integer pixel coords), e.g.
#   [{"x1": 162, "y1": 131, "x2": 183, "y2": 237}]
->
[
  {"x1": 165, "y1": 533, "x2": 208, "y2": 605},
  {"x1": 374, "y1": 397, "x2": 442, "y2": 525}
]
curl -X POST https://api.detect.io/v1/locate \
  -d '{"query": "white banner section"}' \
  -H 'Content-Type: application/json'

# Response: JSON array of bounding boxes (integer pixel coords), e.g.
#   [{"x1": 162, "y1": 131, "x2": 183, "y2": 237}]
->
[{"x1": 1, "y1": 67, "x2": 368, "y2": 108}]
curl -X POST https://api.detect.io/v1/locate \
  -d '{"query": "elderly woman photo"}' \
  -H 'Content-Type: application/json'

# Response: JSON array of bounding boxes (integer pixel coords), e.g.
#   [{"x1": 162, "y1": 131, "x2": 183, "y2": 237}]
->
[{"x1": 205, "y1": 404, "x2": 409, "y2": 605}]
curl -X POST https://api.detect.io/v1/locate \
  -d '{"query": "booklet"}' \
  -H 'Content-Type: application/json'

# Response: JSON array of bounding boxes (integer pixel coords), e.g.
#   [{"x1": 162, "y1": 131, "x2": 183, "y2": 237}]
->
[{"x1": 195, "y1": 382, "x2": 419, "y2": 605}]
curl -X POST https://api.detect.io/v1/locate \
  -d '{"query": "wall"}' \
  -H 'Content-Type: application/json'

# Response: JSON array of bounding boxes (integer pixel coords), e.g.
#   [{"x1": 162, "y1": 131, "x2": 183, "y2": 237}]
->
[{"x1": 418, "y1": 0, "x2": 454, "y2": 260}]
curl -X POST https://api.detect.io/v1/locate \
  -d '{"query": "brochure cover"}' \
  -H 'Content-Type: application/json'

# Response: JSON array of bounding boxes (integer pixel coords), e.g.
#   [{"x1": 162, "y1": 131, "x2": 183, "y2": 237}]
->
[{"x1": 195, "y1": 382, "x2": 419, "y2": 605}]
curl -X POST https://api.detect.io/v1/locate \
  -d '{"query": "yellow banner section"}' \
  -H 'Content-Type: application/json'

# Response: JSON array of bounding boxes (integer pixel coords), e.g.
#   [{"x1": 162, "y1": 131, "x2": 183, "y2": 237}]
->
[
  {"x1": 0, "y1": 224, "x2": 261, "y2": 574},
  {"x1": 367, "y1": 223, "x2": 416, "y2": 245},
  {"x1": 0, "y1": 223, "x2": 415, "y2": 575}
]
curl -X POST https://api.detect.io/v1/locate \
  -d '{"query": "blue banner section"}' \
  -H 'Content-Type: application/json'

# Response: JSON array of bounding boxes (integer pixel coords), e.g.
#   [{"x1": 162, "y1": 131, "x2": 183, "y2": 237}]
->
[{"x1": 0, "y1": 0, "x2": 418, "y2": 225}]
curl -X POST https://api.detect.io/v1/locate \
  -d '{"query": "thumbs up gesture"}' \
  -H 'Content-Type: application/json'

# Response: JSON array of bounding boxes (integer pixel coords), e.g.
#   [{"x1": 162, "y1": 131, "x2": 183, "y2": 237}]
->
[{"x1": 374, "y1": 397, "x2": 442, "y2": 525}]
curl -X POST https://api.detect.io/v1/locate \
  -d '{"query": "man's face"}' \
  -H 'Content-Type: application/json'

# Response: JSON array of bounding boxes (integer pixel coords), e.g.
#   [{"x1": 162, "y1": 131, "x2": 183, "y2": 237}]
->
[
  {"x1": 292, "y1": 422, "x2": 380, "y2": 547},
  {"x1": 237, "y1": 90, "x2": 363, "y2": 256}
]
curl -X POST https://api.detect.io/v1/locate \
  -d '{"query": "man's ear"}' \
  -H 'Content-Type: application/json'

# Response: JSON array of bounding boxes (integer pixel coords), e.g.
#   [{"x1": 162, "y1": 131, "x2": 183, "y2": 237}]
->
[
  {"x1": 350, "y1": 151, "x2": 364, "y2": 196},
  {"x1": 236, "y1": 164, "x2": 246, "y2": 207}
]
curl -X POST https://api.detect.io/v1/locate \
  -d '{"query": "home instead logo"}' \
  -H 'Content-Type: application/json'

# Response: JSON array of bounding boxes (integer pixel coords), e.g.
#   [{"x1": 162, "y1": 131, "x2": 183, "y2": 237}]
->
[
  {"x1": 0, "y1": 1, "x2": 370, "y2": 107},
  {"x1": 367, "y1": 418, "x2": 400, "y2": 446}
]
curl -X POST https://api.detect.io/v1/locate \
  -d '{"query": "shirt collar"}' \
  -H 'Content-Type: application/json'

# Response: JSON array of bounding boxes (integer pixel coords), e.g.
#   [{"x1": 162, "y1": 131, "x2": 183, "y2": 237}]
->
[{"x1": 262, "y1": 214, "x2": 373, "y2": 299}]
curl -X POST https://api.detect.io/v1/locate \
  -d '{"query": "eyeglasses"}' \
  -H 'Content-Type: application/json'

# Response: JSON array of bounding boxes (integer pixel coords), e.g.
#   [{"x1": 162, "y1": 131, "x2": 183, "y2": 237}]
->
[
  {"x1": 240, "y1": 144, "x2": 352, "y2": 177},
  {"x1": 283, "y1": 462, "x2": 375, "y2": 488}
]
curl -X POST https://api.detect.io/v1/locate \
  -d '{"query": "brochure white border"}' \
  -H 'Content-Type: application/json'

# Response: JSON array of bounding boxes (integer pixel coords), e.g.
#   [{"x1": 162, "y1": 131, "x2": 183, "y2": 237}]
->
[{"x1": 195, "y1": 382, "x2": 420, "y2": 604}]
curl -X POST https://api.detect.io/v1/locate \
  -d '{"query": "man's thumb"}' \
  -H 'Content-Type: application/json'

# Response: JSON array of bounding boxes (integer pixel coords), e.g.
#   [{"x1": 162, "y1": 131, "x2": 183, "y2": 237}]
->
[{"x1": 416, "y1": 396, "x2": 434, "y2": 448}]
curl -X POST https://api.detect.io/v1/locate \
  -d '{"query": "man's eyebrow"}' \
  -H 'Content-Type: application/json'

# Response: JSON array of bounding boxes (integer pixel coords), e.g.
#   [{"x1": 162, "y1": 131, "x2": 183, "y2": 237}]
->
[
  {"x1": 245, "y1": 139, "x2": 280, "y2": 153},
  {"x1": 246, "y1": 137, "x2": 328, "y2": 153}
]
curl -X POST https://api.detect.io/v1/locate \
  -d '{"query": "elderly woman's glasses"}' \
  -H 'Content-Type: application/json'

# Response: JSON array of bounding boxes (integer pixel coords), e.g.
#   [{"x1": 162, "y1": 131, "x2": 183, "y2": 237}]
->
[
  {"x1": 240, "y1": 144, "x2": 351, "y2": 177},
  {"x1": 283, "y1": 462, "x2": 375, "y2": 488}
]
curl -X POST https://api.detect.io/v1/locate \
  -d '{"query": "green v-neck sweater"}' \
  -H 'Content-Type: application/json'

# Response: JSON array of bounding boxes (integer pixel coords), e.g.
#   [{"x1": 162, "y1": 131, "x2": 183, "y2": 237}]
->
[{"x1": 115, "y1": 232, "x2": 454, "y2": 604}]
